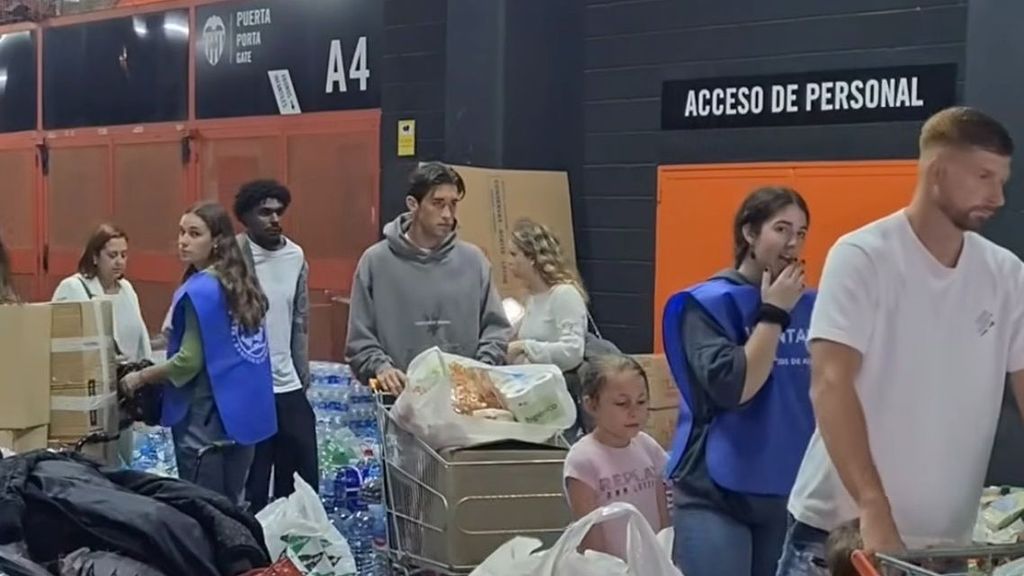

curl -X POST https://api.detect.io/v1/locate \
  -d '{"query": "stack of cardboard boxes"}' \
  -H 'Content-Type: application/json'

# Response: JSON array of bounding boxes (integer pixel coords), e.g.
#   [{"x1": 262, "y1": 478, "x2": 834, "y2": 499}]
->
[
  {"x1": 0, "y1": 301, "x2": 120, "y2": 463},
  {"x1": 0, "y1": 304, "x2": 54, "y2": 454},
  {"x1": 48, "y1": 301, "x2": 120, "y2": 463},
  {"x1": 634, "y1": 354, "x2": 680, "y2": 450}
]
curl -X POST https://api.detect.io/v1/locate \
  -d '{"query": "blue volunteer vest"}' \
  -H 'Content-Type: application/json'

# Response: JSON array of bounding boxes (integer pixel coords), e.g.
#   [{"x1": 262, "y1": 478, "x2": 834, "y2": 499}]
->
[
  {"x1": 663, "y1": 276, "x2": 815, "y2": 496},
  {"x1": 161, "y1": 271, "x2": 277, "y2": 446}
]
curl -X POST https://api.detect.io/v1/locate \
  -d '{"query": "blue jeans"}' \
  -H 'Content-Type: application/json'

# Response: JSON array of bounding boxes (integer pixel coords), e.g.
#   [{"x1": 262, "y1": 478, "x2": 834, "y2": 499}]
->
[
  {"x1": 775, "y1": 517, "x2": 830, "y2": 576},
  {"x1": 673, "y1": 503, "x2": 789, "y2": 576}
]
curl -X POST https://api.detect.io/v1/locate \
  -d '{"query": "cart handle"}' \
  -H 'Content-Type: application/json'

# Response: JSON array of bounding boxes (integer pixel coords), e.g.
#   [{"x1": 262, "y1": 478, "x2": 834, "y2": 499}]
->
[{"x1": 852, "y1": 550, "x2": 881, "y2": 576}]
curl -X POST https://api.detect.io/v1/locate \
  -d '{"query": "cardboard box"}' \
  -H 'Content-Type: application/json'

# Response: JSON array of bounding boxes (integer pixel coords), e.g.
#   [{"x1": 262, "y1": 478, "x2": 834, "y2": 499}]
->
[
  {"x1": 0, "y1": 425, "x2": 49, "y2": 454},
  {"x1": 49, "y1": 301, "x2": 118, "y2": 438},
  {"x1": 634, "y1": 354, "x2": 679, "y2": 409},
  {"x1": 645, "y1": 407, "x2": 679, "y2": 451},
  {"x1": 452, "y1": 165, "x2": 576, "y2": 299},
  {"x1": 0, "y1": 304, "x2": 53, "y2": 429},
  {"x1": 49, "y1": 390, "x2": 119, "y2": 438},
  {"x1": 50, "y1": 300, "x2": 117, "y2": 386}
]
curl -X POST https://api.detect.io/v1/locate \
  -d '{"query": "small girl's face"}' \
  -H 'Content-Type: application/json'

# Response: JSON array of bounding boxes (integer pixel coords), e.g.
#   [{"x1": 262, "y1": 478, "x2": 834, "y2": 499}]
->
[{"x1": 585, "y1": 370, "x2": 649, "y2": 443}]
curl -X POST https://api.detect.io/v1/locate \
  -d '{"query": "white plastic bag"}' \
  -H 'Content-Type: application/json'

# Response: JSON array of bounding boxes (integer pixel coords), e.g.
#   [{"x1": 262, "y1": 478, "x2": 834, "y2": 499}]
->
[
  {"x1": 256, "y1": 473, "x2": 357, "y2": 576},
  {"x1": 392, "y1": 347, "x2": 577, "y2": 449},
  {"x1": 470, "y1": 502, "x2": 681, "y2": 576}
]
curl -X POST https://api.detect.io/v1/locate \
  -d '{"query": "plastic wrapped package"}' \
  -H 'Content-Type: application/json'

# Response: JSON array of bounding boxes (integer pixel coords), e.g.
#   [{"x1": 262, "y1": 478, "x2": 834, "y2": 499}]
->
[{"x1": 59, "y1": 548, "x2": 167, "y2": 576}]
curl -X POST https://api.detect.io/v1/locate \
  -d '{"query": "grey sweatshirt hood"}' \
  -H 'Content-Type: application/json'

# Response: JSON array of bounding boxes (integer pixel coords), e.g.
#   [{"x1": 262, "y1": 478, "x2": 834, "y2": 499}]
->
[
  {"x1": 383, "y1": 213, "x2": 457, "y2": 263},
  {"x1": 345, "y1": 214, "x2": 511, "y2": 383}
]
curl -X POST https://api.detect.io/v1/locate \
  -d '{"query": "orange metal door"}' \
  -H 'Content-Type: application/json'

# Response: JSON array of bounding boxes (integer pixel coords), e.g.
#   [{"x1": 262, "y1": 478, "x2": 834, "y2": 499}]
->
[
  {"x1": 43, "y1": 138, "x2": 112, "y2": 298},
  {"x1": 43, "y1": 129, "x2": 190, "y2": 333},
  {"x1": 0, "y1": 140, "x2": 42, "y2": 300},
  {"x1": 196, "y1": 110, "x2": 381, "y2": 360},
  {"x1": 654, "y1": 160, "x2": 918, "y2": 351},
  {"x1": 111, "y1": 132, "x2": 191, "y2": 330}
]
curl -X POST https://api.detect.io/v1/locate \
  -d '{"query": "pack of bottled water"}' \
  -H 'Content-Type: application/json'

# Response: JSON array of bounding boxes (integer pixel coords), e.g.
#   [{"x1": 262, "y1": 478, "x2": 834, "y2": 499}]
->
[
  {"x1": 130, "y1": 425, "x2": 178, "y2": 478},
  {"x1": 308, "y1": 361, "x2": 387, "y2": 575}
]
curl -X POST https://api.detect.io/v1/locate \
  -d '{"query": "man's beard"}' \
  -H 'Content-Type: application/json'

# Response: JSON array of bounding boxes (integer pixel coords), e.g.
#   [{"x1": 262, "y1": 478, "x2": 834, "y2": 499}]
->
[{"x1": 938, "y1": 197, "x2": 988, "y2": 233}]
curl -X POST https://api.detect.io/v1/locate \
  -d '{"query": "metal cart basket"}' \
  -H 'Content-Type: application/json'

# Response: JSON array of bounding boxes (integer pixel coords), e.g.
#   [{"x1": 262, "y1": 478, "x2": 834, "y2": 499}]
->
[
  {"x1": 374, "y1": 393, "x2": 572, "y2": 575},
  {"x1": 852, "y1": 543, "x2": 1024, "y2": 575}
]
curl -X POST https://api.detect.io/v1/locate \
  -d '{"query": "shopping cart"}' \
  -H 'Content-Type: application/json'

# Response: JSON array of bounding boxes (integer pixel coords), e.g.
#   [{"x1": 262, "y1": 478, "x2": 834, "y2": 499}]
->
[
  {"x1": 852, "y1": 543, "x2": 1024, "y2": 575},
  {"x1": 371, "y1": 388, "x2": 572, "y2": 575}
]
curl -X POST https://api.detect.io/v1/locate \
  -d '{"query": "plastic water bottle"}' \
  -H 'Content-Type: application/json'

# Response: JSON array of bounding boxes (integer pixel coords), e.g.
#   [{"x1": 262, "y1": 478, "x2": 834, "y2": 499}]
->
[
  {"x1": 369, "y1": 503, "x2": 388, "y2": 574},
  {"x1": 331, "y1": 505, "x2": 352, "y2": 538},
  {"x1": 335, "y1": 465, "x2": 363, "y2": 512},
  {"x1": 349, "y1": 501, "x2": 376, "y2": 575}
]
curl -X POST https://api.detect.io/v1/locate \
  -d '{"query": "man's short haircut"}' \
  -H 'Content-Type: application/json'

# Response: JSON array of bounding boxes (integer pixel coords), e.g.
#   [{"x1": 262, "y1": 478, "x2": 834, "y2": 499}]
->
[
  {"x1": 233, "y1": 179, "x2": 292, "y2": 221},
  {"x1": 919, "y1": 106, "x2": 1014, "y2": 157},
  {"x1": 407, "y1": 162, "x2": 466, "y2": 203}
]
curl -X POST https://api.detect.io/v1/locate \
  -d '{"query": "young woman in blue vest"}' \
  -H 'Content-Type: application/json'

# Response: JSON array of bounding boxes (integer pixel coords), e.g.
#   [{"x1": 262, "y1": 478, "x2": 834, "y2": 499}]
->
[
  {"x1": 662, "y1": 187, "x2": 815, "y2": 576},
  {"x1": 120, "y1": 202, "x2": 277, "y2": 506}
]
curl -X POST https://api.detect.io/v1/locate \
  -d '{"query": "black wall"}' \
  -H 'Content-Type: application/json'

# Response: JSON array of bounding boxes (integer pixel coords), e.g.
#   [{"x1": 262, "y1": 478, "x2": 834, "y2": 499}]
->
[
  {"x1": 582, "y1": 0, "x2": 967, "y2": 352},
  {"x1": 444, "y1": 0, "x2": 583, "y2": 178},
  {"x1": 379, "y1": 0, "x2": 448, "y2": 226},
  {"x1": 964, "y1": 0, "x2": 1024, "y2": 487}
]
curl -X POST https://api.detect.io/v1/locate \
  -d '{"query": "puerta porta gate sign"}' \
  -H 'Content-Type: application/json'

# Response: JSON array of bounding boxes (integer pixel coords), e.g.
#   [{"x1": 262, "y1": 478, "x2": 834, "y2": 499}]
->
[
  {"x1": 661, "y1": 64, "x2": 958, "y2": 130},
  {"x1": 196, "y1": 0, "x2": 381, "y2": 119}
]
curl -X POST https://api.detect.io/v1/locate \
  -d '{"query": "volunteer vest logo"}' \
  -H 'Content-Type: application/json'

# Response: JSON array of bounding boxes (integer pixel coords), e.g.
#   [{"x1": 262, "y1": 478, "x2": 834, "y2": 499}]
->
[
  {"x1": 231, "y1": 321, "x2": 269, "y2": 364},
  {"x1": 745, "y1": 325, "x2": 810, "y2": 366},
  {"x1": 202, "y1": 15, "x2": 226, "y2": 66}
]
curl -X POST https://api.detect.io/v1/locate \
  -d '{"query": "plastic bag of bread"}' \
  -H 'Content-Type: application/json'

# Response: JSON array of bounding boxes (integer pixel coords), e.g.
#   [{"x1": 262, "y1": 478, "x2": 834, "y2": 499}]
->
[{"x1": 392, "y1": 347, "x2": 576, "y2": 450}]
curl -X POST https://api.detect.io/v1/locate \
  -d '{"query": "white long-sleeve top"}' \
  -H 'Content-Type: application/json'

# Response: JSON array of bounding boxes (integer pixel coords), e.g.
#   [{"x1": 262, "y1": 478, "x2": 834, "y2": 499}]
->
[
  {"x1": 52, "y1": 273, "x2": 153, "y2": 362},
  {"x1": 516, "y1": 283, "x2": 588, "y2": 372}
]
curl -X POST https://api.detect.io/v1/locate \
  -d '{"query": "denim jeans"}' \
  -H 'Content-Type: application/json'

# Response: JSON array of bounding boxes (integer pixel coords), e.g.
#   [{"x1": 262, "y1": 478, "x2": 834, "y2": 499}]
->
[
  {"x1": 673, "y1": 503, "x2": 789, "y2": 576},
  {"x1": 775, "y1": 517, "x2": 830, "y2": 576}
]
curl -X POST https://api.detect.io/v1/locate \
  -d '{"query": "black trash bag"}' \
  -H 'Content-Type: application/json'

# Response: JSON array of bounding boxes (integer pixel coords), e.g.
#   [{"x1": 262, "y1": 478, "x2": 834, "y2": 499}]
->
[
  {"x1": 60, "y1": 548, "x2": 168, "y2": 576},
  {"x1": 117, "y1": 360, "x2": 164, "y2": 427}
]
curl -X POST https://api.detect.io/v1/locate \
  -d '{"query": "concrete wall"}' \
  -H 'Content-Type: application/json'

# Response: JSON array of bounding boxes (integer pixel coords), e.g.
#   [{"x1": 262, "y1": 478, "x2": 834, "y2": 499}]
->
[{"x1": 581, "y1": 0, "x2": 967, "y2": 352}]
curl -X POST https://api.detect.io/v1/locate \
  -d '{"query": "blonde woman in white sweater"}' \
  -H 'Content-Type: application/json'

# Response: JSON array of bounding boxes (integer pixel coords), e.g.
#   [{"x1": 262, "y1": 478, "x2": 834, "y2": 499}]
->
[{"x1": 506, "y1": 218, "x2": 589, "y2": 371}]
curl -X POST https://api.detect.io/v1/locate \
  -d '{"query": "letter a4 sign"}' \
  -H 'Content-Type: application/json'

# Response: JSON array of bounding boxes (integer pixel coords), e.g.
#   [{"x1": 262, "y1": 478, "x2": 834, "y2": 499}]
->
[{"x1": 196, "y1": 0, "x2": 381, "y2": 119}]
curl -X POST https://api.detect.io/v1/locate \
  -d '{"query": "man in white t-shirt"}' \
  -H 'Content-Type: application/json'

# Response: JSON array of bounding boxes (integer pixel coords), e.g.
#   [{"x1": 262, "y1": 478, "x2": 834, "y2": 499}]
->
[
  {"x1": 776, "y1": 107, "x2": 1024, "y2": 576},
  {"x1": 234, "y1": 180, "x2": 318, "y2": 513}
]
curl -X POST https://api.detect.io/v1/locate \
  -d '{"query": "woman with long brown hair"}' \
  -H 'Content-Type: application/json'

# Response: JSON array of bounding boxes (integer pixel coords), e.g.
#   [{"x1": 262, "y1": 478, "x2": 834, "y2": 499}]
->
[{"x1": 120, "y1": 202, "x2": 277, "y2": 505}]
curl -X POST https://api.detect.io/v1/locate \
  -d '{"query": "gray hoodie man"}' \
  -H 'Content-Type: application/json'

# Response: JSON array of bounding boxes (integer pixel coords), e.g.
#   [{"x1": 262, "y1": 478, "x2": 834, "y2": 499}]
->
[{"x1": 346, "y1": 167, "x2": 511, "y2": 388}]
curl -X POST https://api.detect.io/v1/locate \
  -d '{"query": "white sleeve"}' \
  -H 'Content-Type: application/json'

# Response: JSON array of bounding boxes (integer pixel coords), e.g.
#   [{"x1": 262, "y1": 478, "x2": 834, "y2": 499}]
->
[
  {"x1": 125, "y1": 281, "x2": 154, "y2": 361},
  {"x1": 1007, "y1": 263, "x2": 1024, "y2": 374},
  {"x1": 808, "y1": 241, "x2": 878, "y2": 354},
  {"x1": 523, "y1": 285, "x2": 588, "y2": 371},
  {"x1": 51, "y1": 276, "x2": 87, "y2": 302}
]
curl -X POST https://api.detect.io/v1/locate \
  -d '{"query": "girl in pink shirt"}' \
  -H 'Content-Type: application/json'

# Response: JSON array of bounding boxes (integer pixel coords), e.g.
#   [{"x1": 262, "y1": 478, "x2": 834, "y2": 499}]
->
[{"x1": 563, "y1": 354, "x2": 670, "y2": 560}]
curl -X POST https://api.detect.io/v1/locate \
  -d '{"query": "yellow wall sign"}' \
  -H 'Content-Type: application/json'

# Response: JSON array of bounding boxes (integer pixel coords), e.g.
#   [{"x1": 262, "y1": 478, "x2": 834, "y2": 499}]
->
[{"x1": 397, "y1": 119, "x2": 416, "y2": 157}]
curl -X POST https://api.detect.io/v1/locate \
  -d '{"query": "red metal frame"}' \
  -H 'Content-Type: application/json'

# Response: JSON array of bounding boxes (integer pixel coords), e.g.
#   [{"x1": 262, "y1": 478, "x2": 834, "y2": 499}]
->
[{"x1": 0, "y1": 1, "x2": 382, "y2": 302}]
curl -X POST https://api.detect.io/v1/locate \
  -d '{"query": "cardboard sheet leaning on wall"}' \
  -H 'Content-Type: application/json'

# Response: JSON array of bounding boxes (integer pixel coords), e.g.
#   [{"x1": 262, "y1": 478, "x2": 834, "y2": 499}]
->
[{"x1": 448, "y1": 164, "x2": 576, "y2": 300}]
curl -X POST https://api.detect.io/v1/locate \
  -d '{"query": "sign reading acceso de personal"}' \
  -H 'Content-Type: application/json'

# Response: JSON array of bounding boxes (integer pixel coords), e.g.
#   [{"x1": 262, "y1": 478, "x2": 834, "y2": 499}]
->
[{"x1": 661, "y1": 64, "x2": 957, "y2": 130}]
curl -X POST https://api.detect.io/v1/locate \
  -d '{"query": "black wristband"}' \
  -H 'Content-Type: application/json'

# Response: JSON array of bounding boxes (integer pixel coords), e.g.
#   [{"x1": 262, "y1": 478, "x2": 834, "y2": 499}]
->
[{"x1": 758, "y1": 303, "x2": 791, "y2": 330}]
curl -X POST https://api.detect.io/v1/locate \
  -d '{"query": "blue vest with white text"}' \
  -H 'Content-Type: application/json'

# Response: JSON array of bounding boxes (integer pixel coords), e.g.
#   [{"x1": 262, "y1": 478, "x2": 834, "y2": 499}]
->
[
  {"x1": 663, "y1": 276, "x2": 815, "y2": 496},
  {"x1": 161, "y1": 271, "x2": 277, "y2": 446}
]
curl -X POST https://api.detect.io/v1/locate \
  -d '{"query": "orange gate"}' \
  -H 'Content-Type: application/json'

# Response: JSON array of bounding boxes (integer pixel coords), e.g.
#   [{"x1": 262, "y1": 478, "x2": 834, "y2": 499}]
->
[{"x1": 653, "y1": 160, "x2": 918, "y2": 351}]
